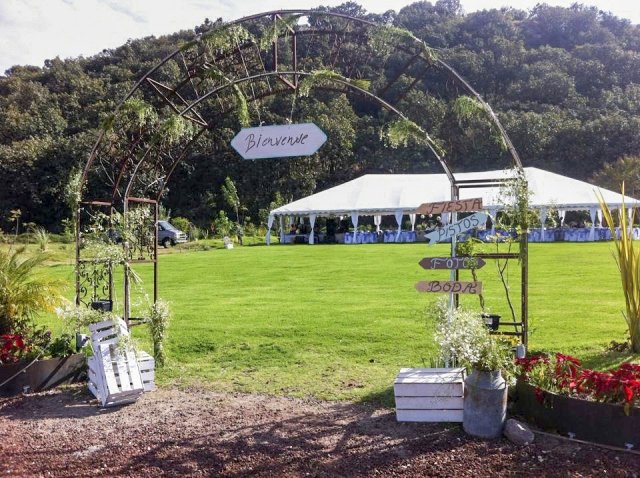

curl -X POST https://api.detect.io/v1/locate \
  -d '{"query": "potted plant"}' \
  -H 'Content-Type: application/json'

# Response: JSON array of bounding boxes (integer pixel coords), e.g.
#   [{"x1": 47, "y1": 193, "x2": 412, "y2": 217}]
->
[{"x1": 431, "y1": 298, "x2": 513, "y2": 438}]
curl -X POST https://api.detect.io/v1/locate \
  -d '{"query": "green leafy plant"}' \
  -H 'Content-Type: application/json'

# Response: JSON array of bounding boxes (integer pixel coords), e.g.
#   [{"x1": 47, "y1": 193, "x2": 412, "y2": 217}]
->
[
  {"x1": 122, "y1": 98, "x2": 158, "y2": 127},
  {"x1": 115, "y1": 329, "x2": 139, "y2": 358},
  {"x1": 497, "y1": 169, "x2": 532, "y2": 235},
  {"x1": 30, "y1": 226, "x2": 49, "y2": 252},
  {"x1": 102, "y1": 98, "x2": 158, "y2": 132},
  {"x1": 203, "y1": 68, "x2": 251, "y2": 127},
  {"x1": 597, "y1": 184, "x2": 640, "y2": 352},
  {"x1": 47, "y1": 333, "x2": 75, "y2": 358},
  {"x1": 198, "y1": 24, "x2": 253, "y2": 53},
  {"x1": 221, "y1": 177, "x2": 241, "y2": 224},
  {"x1": 56, "y1": 303, "x2": 118, "y2": 331},
  {"x1": 170, "y1": 217, "x2": 191, "y2": 235},
  {"x1": 368, "y1": 24, "x2": 438, "y2": 63},
  {"x1": 474, "y1": 170, "x2": 533, "y2": 330},
  {"x1": 64, "y1": 169, "x2": 83, "y2": 212},
  {"x1": 147, "y1": 299, "x2": 170, "y2": 367},
  {"x1": 155, "y1": 114, "x2": 195, "y2": 146},
  {"x1": 381, "y1": 118, "x2": 445, "y2": 156},
  {"x1": 298, "y1": 69, "x2": 371, "y2": 97},
  {"x1": 221, "y1": 176, "x2": 246, "y2": 244},
  {"x1": 259, "y1": 15, "x2": 301, "y2": 51},
  {"x1": 456, "y1": 237, "x2": 486, "y2": 311},
  {"x1": 452, "y1": 96, "x2": 507, "y2": 152},
  {"x1": 0, "y1": 248, "x2": 65, "y2": 335},
  {"x1": 212, "y1": 210, "x2": 233, "y2": 238}
]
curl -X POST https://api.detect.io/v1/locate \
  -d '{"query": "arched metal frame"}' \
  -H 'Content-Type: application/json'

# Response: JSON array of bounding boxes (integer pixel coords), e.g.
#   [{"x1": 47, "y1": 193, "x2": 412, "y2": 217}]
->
[{"x1": 75, "y1": 10, "x2": 528, "y2": 345}]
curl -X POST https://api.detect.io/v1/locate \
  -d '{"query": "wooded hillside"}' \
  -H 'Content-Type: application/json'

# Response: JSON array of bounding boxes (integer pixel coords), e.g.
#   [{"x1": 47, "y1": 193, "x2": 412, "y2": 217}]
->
[{"x1": 1, "y1": 1, "x2": 639, "y2": 232}]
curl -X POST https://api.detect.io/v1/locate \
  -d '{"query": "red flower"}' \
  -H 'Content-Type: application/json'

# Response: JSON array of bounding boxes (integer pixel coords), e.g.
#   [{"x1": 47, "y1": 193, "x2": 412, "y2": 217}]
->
[
  {"x1": 515, "y1": 354, "x2": 550, "y2": 375},
  {"x1": 624, "y1": 385, "x2": 634, "y2": 402},
  {"x1": 519, "y1": 352, "x2": 640, "y2": 406},
  {"x1": 0, "y1": 334, "x2": 29, "y2": 364},
  {"x1": 555, "y1": 353, "x2": 581, "y2": 366}
]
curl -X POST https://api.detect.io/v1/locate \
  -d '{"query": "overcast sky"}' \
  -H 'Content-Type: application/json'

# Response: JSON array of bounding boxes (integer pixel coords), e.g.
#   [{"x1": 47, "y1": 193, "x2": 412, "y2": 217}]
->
[{"x1": 1, "y1": 0, "x2": 639, "y2": 74}]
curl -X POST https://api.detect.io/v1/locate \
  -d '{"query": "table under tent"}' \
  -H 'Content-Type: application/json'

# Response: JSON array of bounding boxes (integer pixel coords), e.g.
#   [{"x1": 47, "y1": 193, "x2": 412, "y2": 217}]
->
[{"x1": 266, "y1": 167, "x2": 640, "y2": 245}]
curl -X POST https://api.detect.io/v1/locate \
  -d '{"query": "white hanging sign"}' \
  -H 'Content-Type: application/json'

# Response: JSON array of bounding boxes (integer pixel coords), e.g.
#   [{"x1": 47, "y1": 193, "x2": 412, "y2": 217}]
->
[
  {"x1": 230, "y1": 123, "x2": 327, "y2": 160},
  {"x1": 424, "y1": 212, "x2": 488, "y2": 245}
]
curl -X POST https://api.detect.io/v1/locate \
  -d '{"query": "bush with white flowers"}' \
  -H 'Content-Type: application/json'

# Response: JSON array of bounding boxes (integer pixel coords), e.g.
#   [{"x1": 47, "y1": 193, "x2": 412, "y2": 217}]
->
[{"x1": 431, "y1": 298, "x2": 512, "y2": 373}]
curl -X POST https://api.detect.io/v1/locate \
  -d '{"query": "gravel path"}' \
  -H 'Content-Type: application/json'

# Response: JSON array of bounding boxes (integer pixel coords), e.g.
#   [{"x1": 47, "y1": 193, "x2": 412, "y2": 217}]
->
[{"x1": 2, "y1": 385, "x2": 639, "y2": 477}]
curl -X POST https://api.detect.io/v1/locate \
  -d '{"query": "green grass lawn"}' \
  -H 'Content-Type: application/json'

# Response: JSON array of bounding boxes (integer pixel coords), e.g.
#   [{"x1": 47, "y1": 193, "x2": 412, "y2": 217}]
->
[{"x1": 19, "y1": 240, "x2": 639, "y2": 406}]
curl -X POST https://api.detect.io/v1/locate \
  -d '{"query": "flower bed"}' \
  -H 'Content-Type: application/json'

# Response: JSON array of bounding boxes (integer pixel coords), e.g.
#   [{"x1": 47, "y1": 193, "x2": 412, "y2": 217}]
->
[{"x1": 513, "y1": 353, "x2": 640, "y2": 448}]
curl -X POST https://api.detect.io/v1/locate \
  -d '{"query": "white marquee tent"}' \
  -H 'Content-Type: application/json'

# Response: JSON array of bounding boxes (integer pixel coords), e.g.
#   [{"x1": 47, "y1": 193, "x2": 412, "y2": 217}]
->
[{"x1": 267, "y1": 167, "x2": 639, "y2": 244}]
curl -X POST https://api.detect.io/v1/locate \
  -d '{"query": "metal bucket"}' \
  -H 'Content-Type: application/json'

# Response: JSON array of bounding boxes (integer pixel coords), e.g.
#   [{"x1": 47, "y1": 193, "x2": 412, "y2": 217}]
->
[{"x1": 463, "y1": 369, "x2": 508, "y2": 439}]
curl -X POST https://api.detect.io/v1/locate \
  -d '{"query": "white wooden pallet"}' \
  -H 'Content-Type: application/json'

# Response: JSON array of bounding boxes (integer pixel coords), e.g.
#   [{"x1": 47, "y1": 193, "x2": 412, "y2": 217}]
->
[
  {"x1": 394, "y1": 368, "x2": 466, "y2": 423},
  {"x1": 87, "y1": 318, "x2": 145, "y2": 407},
  {"x1": 137, "y1": 351, "x2": 156, "y2": 392}
]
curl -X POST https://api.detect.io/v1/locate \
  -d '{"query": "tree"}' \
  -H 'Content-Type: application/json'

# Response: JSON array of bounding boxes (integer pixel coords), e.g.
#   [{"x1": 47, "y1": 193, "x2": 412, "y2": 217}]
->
[
  {"x1": 592, "y1": 155, "x2": 640, "y2": 199},
  {"x1": 221, "y1": 176, "x2": 240, "y2": 222},
  {"x1": 221, "y1": 176, "x2": 244, "y2": 244}
]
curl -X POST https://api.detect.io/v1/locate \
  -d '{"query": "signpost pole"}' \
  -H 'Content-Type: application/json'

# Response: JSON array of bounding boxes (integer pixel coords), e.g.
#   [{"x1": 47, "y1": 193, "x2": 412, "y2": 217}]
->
[{"x1": 450, "y1": 183, "x2": 460, "y2": 309}]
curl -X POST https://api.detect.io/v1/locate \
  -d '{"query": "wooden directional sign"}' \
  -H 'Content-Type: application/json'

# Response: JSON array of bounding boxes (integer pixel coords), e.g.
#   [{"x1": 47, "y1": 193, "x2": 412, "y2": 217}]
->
[
  {"x1": 230, "y1": 123, "x2": 327, "y2": 160},
  {"x1": 416, "y1": 198, "x2": 483, "y2": 215},
  {"x1": 419, "y1": 256, "x2": 487, "y2": 270},
  {"x1": 425, "y1": 212, "x2": 488, "y2": 245},
  {"x1": 415, "y1": 281, "x2": 483, "y2": 294}
]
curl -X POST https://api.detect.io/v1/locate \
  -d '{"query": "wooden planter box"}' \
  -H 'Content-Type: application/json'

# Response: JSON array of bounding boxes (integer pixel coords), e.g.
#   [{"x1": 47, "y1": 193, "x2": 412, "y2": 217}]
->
[
  {"x1": 514, "y1": 380, "x2": 640, "y2": 449},
  {"x1": 0, "y1": 354, "x2": 86, "y2": 397},
  {"x1": 394, "y1": 368, "x2": 466, "y2": 422},
  {"x1": 87, "y1": 319, "x2": 145, "y2": 407}
]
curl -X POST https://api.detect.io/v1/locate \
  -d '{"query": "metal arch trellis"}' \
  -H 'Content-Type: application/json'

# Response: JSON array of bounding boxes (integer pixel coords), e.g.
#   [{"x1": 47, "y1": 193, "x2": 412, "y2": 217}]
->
[{"x1": 75, "y1": 9, "x2": 527, "y2": 343}]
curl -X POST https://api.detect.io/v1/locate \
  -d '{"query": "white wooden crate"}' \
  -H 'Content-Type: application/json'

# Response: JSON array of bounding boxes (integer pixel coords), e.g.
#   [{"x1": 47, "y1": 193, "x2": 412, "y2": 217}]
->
[
  {"x1": 88, "y1": 350, "x2": 155, "y2": 399},
  {"x1": 394, "y1": 368, "x2": 466, "y2": 422},
  {"x1": 137, "y1": 351, "x2": 156, "y2": 392},
  {"x1": 87, "y1": 318, "x2": 145, "y2": 407}
]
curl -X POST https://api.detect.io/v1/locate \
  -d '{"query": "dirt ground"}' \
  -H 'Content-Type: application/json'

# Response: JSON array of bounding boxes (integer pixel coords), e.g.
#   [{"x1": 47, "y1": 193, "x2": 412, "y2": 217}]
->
[{"x1": 1, "y1": 385, "x2": 640, "y2": 477}]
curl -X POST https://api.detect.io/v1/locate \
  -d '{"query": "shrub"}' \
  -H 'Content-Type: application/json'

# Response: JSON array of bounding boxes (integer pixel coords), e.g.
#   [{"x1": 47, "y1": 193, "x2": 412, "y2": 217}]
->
[
  {"x1": 430, "y1": 298, "x2": 513, "y2": 374},
  {"x1": 170, "y1": 216, "x2": 191, "y2": 233},
  {"x1": 148, "y1": 299, "x2": 170, "y2": 367},
  {"x1": 31, "y1": 227, "x2": 50, "y2": 252},
  {"x1": 212, "y1": 210, "x2": 232, "y2": 237},
  {"x1": 0, "y1": 248, "x2": 65, "y2": 335},
  {"x1": 244, "y1": 222, "x2": 257, "y2": 236}
]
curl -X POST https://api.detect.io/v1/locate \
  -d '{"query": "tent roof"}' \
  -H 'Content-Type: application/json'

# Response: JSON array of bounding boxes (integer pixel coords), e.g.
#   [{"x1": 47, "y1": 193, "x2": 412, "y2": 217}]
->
[{"x1": 270, "y1": 167, "x2": 639, "y2": 217}]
